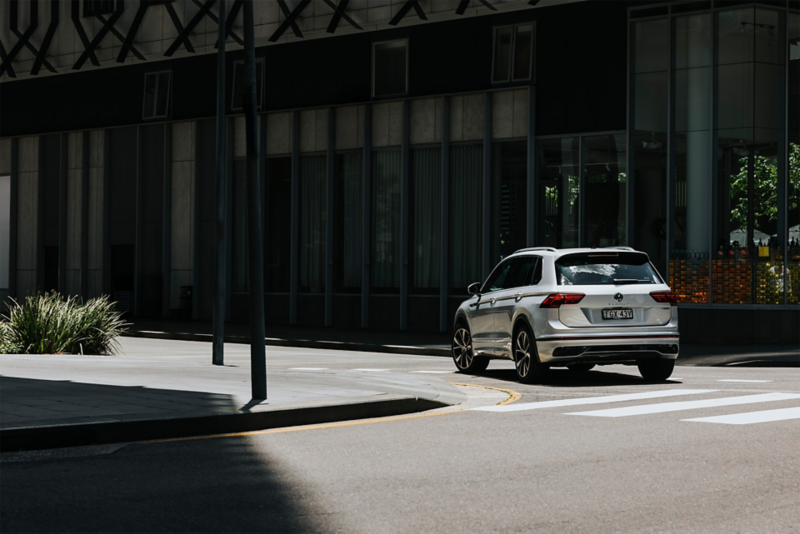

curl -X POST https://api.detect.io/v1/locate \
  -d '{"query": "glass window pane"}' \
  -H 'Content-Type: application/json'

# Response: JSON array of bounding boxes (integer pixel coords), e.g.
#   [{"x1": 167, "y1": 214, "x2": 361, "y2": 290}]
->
[
  {"x1": 754, "y1": 63, "x2": 781, "y2": 130},
  {"x1": 634, "y1": 72, "x2": 668, "y2": 132},
  {"x1": 512, "y1": 24, "x2": 533, "y2": 81},
  {"x1": 582, "y1": 134, "x2": 626, "y2": 247},
  {"x1": 335, "y1": 152, "x2": 363, "y2": 292},
  {"x1": 675, "y1": 67, "x2": 711, "y2": 132},
  {"x1": 492, "y1": 27, "x2": 513, "y2": 82},
  {"x1": 410, "y1": 147, "x2": 441, "y2": 293},
  {"x1": 789, "y1": 13, "x2": 800, "y2": 304},
  {"x1": 671, "y1": 131, "x2": 711, "y2": 303},
  {"x1": 503, "y1": 256, "x2": 537, "y2": 289},
  {"x1": 482, "y1": 258, "x2": 512, "y2": 293},
  {"x1": 754, "y1": 9, "x2": 783, "y2": 65},
  {"x1": 143, "y1": 73, "x2": 156, "y2": 118},
  {"x1": 538, "y1": 137, "x2": 579, "y2": 248},
  {"x1": 371, "y1": 149, "x2": 401, "y2": 291},
  {"x1": 450, "y1": 143, "x2": 482, "y2": 292},
  {"x1": 300, "y1": 155, "x2": 326, "y2": 293},
  {"x1": 633, "y1": 19, "x2": 668, "y2": 73},
  {"x1": 255, "y1": 61, "x2": 264, "y2": 108},
  {"x1": 156, "y1": 72, "x2": 170, "y2": 117},
  {"x1": 633, "y1": 132, "x2": 668, "y2": 277},
  {"x1": 374, "y1": 41, "x2": 407, "y2": 97},
  {"x1": 675, "y1": 14, "x2": 712, "y2": 69},
  {"x1": 718, "y1": 9, "x2": 755, "y2": 65},
  {"x1": 491, "y1": 141, "x2": 527, "y2": 262},
  {"x1": 718, "y1": 63, "x2": 755, "y2": 130},
  {"x1": 266, "y1": 157, "x2": 292, "y2": 292}
]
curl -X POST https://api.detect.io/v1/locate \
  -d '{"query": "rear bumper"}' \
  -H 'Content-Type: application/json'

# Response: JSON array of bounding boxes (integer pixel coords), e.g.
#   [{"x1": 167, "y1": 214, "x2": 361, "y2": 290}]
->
[{"x1": 536, "y1": 335, "x2": 679, "y2": 365}]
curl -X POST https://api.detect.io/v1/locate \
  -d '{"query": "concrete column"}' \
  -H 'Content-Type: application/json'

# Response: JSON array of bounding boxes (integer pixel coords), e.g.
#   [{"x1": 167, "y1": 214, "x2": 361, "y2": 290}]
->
[{"x1": 17, "y1": 137, "x2": 38, "y2": 298}]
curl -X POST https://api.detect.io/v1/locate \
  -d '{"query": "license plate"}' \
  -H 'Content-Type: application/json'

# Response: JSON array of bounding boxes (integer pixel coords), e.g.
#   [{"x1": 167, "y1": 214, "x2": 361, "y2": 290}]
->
[{"x1": 602, "y1": 308, "x2": 633, "y2": 320}]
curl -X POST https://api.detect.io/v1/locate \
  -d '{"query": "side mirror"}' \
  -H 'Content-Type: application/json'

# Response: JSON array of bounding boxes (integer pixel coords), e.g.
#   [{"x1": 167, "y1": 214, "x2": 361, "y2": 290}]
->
[{"x1": 467, "y1": 282, "x2": 481, "y2": 296}]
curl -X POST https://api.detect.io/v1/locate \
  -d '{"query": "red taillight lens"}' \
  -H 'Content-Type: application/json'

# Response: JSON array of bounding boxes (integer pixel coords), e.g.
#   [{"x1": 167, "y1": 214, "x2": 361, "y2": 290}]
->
[
  {"x1": 540, "y1": 293, "x2": 585, "y2": 308},
  {"x1": 650, "y1": 291, "x2": 677, "y2": 306}
]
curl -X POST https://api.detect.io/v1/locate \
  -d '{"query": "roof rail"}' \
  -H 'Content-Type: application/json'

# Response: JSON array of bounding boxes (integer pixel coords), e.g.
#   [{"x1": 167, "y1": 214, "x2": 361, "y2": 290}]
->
[
  {"x1": 604, "y1": 246, "x2": 635, "y2": 251},
  {"x1": 514, "y1": 247, "x2": 557, "y2": 254}
]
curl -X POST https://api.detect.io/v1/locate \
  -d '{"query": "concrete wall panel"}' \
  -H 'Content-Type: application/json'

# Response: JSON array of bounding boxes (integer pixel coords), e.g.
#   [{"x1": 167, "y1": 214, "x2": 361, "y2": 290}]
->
[
  {"x1": 335, "y1": 105, "x2": 364, "y2": 150},
  {"x1": 512, "y1": 89, "x2": 529, "y2": 138},
  {"x1": 462, "y1": 93, "x2": 484, "y2": 141},
  {"x1": 492, "y1": 91, "x2": 514, "y2": 139},
  {"x1": 267, "y1": 112, "x2": 292, "y2": 155},
  {"x1": 388, "y1": 101, "x2": 403, "y2": 147},
  {"x1": 315, "y1": 109, "x2": 328, "y2": 152},
  {"x1": 171, "y1": 161, "x2": 194, "y2": 271},
  {"x1": 172, "y1": 122, "x2": 195, "y2": 162},
  {"x1": 66, "y1": 168, "x2": 81, "y2": 271},
  {"x1": 410, "y1": 98, "x2": 435, "y2": 145},
  {"x1": 300, "y1": 110, "x2": 316, "y2": 153},
  {"x1": 90, "y1": 130, "x2": 103, "y2": 169},
  {"x1": 450, "y1": 96, "x2": 464, "y2": 142},
  {"x1": 68, "y1": 132, "x2": 82, "y2": 170},
  {"x1": 372, "y1": 102, "x2": 390, "y2": 147}
]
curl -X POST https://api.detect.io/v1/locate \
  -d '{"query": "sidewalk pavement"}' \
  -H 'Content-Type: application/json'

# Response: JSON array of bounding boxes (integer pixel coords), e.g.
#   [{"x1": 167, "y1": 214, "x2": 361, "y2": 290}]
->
[
  {"x1": 124, "y1": 318, "x2": 453, "y2": 356},
  {"x1": 123, "y1": 317, "x2": 799, "y2": 366},
  {"x1": 0, "y1": 340, "x2": 466, "y2": 452}
]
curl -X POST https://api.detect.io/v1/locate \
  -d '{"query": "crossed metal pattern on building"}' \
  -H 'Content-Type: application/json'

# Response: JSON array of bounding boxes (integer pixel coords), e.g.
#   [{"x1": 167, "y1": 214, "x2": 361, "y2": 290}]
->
[{"x1": 0, "y1": 0, "x2": 527, "y2": 78}]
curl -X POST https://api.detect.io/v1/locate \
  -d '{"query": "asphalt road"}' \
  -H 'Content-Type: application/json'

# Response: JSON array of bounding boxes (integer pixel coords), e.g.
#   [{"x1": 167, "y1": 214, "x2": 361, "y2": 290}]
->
[{"x1": 2, "y1": 345, "x2": 799, "y2": 533}]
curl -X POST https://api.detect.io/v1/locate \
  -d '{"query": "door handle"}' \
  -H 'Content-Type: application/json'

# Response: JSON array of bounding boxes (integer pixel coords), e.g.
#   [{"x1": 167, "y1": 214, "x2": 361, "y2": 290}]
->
[
  {"x1": 515, "y1": 293, "x2": 521, "y2": 299},
  {"x1": 491, "y1": 298, "x2": 496, "y2": 304}
]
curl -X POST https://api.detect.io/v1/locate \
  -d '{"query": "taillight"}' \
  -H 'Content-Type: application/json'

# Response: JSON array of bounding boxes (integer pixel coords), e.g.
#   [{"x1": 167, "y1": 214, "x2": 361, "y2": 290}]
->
[
  {"x1": 540, "y1": 293, "x2": 585, "y2": 308},
  {"x1": 650, "y1": 291, "x2": 677, "y2": 306}
]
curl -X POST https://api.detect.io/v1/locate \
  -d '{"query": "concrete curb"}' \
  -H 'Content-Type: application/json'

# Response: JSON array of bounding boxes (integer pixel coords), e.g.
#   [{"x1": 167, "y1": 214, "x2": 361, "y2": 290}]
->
[
  {"x1": 122, "y1": 330, "x2": 452, "y2": 357},
  {"x1": 0, "y1": 395, "x2": 447, "y2": 453}
]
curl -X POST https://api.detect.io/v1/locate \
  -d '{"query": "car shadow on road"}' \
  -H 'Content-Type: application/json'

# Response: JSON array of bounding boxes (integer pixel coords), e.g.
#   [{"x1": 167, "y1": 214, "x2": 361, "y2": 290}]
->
[{"x1": 478, "y1": 368, "x2": 682, "y2": 388}]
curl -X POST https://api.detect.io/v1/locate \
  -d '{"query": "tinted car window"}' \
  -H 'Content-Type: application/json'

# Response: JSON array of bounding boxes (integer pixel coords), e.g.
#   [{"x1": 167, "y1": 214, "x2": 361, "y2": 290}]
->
[
  {"x1": 555, "y1": 252, "x2": 662, "y2": 285},
  {"x1": 504, "y1": 257, "x2": 538, "y2": 289},
  {"x1": 482, "y1": 259, "x2": 513, "y2": 293}
]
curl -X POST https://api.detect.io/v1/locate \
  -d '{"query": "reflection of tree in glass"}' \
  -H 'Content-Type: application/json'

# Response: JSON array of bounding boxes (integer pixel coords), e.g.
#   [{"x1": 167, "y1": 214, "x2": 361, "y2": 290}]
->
[{"x1": 730, "y1": 143, "x2": 800, "y2": 231}]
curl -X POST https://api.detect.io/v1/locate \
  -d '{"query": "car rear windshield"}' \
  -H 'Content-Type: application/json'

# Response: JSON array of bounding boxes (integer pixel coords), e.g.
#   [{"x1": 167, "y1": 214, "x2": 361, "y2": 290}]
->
[{"x1": 555, "y1": 252, "x2": 662, "y2": 286}]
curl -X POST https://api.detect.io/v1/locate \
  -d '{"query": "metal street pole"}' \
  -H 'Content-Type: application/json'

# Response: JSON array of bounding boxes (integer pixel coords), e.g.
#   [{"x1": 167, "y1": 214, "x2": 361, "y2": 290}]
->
[
  {"x1": 243, "y1": 0, "x2": 267, "y2": 399},
  {"x1": 212, "y1": 0, "x2": 227, "y2": 366}
]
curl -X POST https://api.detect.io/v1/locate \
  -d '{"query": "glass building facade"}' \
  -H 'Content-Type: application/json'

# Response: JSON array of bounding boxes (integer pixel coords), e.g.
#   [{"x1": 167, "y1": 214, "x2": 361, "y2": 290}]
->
[{"x1": 630, "y1": 3, "x2": 799, "y2": 306}]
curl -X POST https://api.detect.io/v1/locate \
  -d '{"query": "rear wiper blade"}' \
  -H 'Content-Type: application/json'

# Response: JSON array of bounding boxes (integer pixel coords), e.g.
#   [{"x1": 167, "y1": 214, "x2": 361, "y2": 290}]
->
[{"x1": 613, "y1": 279, "x2": 648, "y2": 284}]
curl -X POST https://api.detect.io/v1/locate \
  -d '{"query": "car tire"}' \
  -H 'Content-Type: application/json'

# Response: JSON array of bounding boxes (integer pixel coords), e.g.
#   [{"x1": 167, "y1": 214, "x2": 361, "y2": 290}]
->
[
  {"x1": 452, "y1": 322, "x2": 490, "y2": 374},
  {"x1": 637, "y1": 359, "x2": 675, "y2": 381},
  {"x1": 513, "y1": 323, "x2": 547, "y2": 384},
  {"x1": 567, "y1": 363, "x2": 595, "y2": 373}
]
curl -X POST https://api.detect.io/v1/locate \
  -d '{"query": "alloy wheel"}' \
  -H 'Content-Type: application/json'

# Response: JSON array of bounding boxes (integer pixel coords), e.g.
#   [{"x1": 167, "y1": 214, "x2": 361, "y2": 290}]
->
[
  {"x1": 515, "y1": 329, "x2": 531, "y2": 378},
  {"x1": 452, "y1": 327, "x2": 474, "y2": 369}
]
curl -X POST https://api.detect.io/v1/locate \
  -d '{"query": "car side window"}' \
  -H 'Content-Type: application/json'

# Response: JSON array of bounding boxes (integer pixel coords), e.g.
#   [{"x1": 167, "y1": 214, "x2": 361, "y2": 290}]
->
[
  {"x1": 527, "y1": 257, "x2": 542, "y2": 285},
  {"x1": 482, "y1": 259, "x2": 513, "y2": 293},
  {"x1": 504, "y1": 257, "x2": 538, "y2": 289}
]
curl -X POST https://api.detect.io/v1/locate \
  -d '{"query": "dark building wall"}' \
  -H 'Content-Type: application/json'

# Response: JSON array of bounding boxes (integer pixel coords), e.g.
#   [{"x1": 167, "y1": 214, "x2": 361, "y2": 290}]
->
[{"x1": 1, "y1": 2, "x2": 628, "y2": 138}]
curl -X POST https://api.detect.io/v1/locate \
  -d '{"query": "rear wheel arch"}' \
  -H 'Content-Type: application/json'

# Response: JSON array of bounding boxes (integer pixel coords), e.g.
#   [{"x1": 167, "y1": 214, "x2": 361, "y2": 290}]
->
[{"x1": 512, "y1": 316, "x2": 539, "y2": 363}]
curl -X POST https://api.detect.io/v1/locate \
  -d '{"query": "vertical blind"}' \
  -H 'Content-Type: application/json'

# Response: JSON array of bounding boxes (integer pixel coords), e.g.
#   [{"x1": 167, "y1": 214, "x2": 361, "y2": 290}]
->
[
  {"x1": 372, "y1": 149, "x2": 402, "y2": 290},
  {"x1": 450, "y1": 144, "x2": 483, "y2": 291},
  {"x1": 411, "y1": 147, "x2": 441, "y2": 291},
  {"x1": 337, "y1": 152, "x2": 363, "y2": 291},
  {"x1": 300, "y1": 155, "x2": 326, "y2": 292}
]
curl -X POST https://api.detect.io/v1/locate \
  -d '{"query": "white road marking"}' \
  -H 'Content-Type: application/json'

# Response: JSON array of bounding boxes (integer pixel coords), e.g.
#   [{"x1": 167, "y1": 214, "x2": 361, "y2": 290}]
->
[
  {"x1": 289, "y1": 368, "x2": 328, "y2": 371},
  {"x1": 567, "y1": 392, "x2": 800, "y2": 418},
  {"x1": 352, "y1": 369, "x2": 390, "y2": 372},
  {"x1": 412, "y1": 370, "x2": 453, "y2": 374},
  {"x1": 683, "y1": 406, "x2": 800, "y2": 425},
  {"x1": 716, "y1": 379, "x2": 773, "y2": 383},
  {"x1": 471, "y1": 389, "x2": 714, "y2": 413}
]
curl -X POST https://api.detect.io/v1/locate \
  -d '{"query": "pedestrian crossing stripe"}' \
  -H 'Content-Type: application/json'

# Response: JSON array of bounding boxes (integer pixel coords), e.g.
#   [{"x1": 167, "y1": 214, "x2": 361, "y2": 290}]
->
[
  {"x1": 471, "y1": 389, "x2": 715, "y2": 412},
  {"x1": 683, "y1": 406, "x2": 800, "y2": 425},
  {"x1": 566, "y1": 392, "x2": 800, "y2": 418}
]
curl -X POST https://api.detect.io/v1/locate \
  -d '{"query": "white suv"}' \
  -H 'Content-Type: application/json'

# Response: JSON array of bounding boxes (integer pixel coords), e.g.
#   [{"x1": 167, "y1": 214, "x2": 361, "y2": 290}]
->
[{"x1": 452, "y1": 247, "x2": 679, "y2": 383}]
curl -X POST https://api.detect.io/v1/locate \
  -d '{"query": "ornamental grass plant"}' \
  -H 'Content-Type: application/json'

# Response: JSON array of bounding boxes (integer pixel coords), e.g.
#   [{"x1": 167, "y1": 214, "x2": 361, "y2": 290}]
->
[{"x1": 0, "y1": 292, "x2": 129, "y2": 355}]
